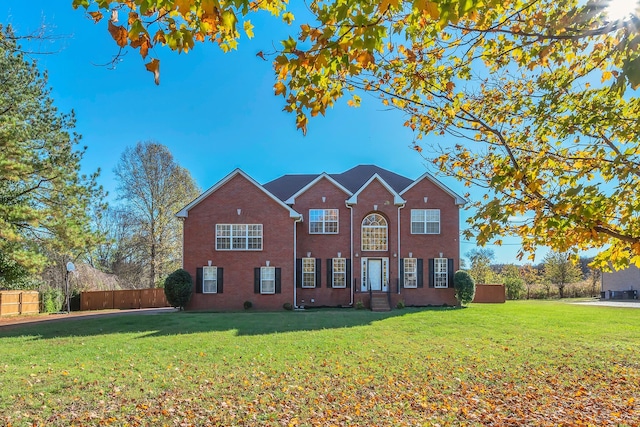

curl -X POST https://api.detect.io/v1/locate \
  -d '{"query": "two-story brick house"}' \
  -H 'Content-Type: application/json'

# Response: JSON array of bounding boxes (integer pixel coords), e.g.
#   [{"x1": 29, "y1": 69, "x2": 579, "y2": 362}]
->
[{"x1": 177, "y1": 165, "x2": 465, "y2": 310}]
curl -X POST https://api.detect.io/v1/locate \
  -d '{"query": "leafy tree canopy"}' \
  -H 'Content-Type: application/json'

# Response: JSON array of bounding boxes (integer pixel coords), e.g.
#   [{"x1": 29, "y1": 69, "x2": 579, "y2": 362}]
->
[
  {"x1": 74, "y1": 0, "x2": 640, "y2": 269},
  {"x1": 0, "y1": 25, "x2": 104, "y2": 286}
]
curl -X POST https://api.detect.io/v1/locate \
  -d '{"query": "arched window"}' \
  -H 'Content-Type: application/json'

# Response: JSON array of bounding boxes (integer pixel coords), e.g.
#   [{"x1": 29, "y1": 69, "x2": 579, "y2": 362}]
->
[{"x1": 362, "y1": 213, "x2": 388, "y2": 251}]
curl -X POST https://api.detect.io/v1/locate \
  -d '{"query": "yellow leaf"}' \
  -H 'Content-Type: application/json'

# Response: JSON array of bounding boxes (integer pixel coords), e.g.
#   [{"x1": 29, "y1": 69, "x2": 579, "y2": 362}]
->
[
  {"x1": 274, "y1": 82, "x2": 286, "y2": 96},
  {"x1": 243, "y1": 21, "x2": 254, "y2": 39}
]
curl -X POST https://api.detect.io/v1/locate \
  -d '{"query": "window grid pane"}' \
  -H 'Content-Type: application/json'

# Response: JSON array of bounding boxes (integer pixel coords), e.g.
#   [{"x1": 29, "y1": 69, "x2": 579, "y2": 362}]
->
[
  {"x1": 404, "y1": 258, "x2": 417, "y2": 288},
  {"x1": 434, "y1": 258, "x2": 448, "y2": 288},
  {"x1": 261, "y1": 266, "x2": 275, "y2": 294},
  {"x1": 216, "y1": 224, "x2": 262, "y2": 250},
  {"x1": 309, "y1": 209, "x2": 339, "y2": 234},
  {"x1": 332, "y1": 258, "x2": 346, "y2": 288},
  {"x1": 203, "y1": 266, "x2": 217, "y2": 293},
  {"x1": 411, "y1": 209, "x2": 440, "y2": 235},
  {"x1": 362, "y1": 214, "x2": 388, "y2": 251},
  {"x1": 302, "y1": 258, "x2": 316, "y2": 288}
]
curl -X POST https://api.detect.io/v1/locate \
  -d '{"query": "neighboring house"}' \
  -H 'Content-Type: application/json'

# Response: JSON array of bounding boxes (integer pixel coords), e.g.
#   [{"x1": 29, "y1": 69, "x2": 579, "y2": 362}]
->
[
  {"x1": 601, "y1": 266, "x2": 640, "y2": 299},
  {"x1": 177, "y1": 165, "x2": 466, "y2": 311}
]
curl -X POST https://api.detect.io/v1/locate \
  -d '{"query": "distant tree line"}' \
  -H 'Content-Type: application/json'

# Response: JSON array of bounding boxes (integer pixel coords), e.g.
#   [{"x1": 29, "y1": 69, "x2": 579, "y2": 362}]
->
[{"x1": 465, "y1": 249, "x2": 602, "y2": 300}]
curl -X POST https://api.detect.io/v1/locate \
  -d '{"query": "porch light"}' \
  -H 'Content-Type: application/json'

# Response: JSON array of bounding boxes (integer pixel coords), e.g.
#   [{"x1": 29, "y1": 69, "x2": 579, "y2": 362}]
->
[
  {"x1": 307, "y1": 252, "x2": 311, "y2": 257},
  {"x1": 208, "y1": 260, "x2": 212, "y2": 266},
  {"x1": 266, "y1": 260, "x2": 270, "y2": 266},
  {"x1": 439, "y1": 252, "x2": 443, "y2": 258},
  {"x1": 409, "y1": 252, "x2": 412, "y2": 258},
  {"x1": 337, "y1": 252, "x2": 341, "y2": 258}
]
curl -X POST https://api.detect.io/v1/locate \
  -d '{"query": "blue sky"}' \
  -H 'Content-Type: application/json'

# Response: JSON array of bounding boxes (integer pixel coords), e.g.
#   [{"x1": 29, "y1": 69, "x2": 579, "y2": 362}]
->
[{"x1": 3, "y1": 1, "x2": 556, "y2": 265}]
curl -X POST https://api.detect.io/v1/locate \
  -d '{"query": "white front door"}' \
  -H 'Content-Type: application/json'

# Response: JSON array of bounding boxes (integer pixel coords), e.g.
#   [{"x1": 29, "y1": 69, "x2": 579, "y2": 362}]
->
[{"x1": 368, "y1": 259, "x2": 382, "y2": 291}]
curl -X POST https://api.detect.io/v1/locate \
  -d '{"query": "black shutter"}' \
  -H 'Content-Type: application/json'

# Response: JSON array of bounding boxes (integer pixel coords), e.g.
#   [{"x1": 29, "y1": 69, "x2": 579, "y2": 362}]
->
[
  {"x1": 217, "y1": 268, "x2": 223, "y2": 294},
  {"x1": 296, "y1": 258, "x2": 302, "y2": 288},
  {"x1": 254, "y1": 267, "x2": 260, "y2": 293},
  {"x1": 327, "y1": 258, "x2": 333, "y2": 288},
  {"x1": 400, "y1": 258, "x2": 405, "y2": 288},
  {"x1": 447, "y1": 259, "x2": 454, "y2": 288},
  {"x1": 315, "y1": 258, "x2": 321, "y2": 288},
  {"x1": 196, "y1": 267, "x2": 203, "y2": 293},
  {"x1": 346, "y1": 259, "x2": 351, "y2": 288},
  {"x1": 427, "y1": 258, "x2": 433, "y2": 288},
  {"x1": 275, "y1": 268, "x2": 282, "y2": 294}
]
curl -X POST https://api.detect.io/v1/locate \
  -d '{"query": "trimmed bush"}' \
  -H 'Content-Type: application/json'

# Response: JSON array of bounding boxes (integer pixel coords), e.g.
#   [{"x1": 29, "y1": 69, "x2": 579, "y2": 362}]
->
[
  {"x1": 163, "y1": 269, "x2": 193, "y2": 310},
  {"x1": 283, "y1": 302, "x2": 293, "y2": 311},
  {"x1": 244, "y1": 300, "x2": 253, "y2": 310},
  {"x1": 454, "y1": 270, "x2": 476, "y2": 306},
  {"x1": 396, "y1": 300, "x2": 405, "y2": 309},
  {"x1": 355, "y1": 300, "x2": 365, "y2": 310}
]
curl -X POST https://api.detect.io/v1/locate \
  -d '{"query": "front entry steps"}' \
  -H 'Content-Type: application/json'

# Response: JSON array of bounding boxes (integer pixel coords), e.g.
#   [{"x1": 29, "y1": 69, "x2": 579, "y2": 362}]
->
[{"x1": 370, "y1": 293, "x2": 391, "y2": 312}]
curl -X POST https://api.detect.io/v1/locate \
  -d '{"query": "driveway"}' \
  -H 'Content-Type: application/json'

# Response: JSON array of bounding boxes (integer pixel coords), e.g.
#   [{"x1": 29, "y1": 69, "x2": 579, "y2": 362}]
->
[{"x1": 572, "y1": 300, "x2": 640, "y2": 308}]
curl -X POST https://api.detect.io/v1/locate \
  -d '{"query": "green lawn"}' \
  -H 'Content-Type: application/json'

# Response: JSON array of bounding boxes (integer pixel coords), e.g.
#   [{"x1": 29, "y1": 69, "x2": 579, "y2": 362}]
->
[{"x1": 1, "y1": 301, "x2": 638, "y2": 426}]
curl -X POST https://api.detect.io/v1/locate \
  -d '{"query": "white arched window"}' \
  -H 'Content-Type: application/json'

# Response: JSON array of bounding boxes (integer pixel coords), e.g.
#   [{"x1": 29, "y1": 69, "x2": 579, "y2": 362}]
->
[{"x1": 361, "y1": 213, "x2": 388, "y2": 251}]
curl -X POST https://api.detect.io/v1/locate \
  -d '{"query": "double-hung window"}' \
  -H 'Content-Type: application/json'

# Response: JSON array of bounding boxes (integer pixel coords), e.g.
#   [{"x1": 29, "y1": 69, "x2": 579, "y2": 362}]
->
[
  {"x1": 216, "y1": 224, "x2": 262, "y2": 250},
  {"x1": 203, "y1": 266, "x2": 218, "y2": 293},
  {"x1": 434, "y1": 258, "x2": 448, "y2": 288},
  {"x1": 260, "y1": 266, "x2": 276, "y2": 294},
  {"x1": 309, "y1": 209, "x2": 338, "y2": 234},
  {"x1": 403, "y1": 258, "x2": 417, "y2": 288},
  {"x1": 411, "y1": 209, "x2": 440, "y2": 234},
  {"x1": 302, "y1": 258, "x2": 316, "y2": 288},
  {"x1": 332, "y1": 258, "x2": 346, "y2": 288}
]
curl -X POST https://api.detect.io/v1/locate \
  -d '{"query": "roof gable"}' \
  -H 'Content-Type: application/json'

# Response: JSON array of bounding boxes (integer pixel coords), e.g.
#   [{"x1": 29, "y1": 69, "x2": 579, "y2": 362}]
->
[
  {"x1": 400, "y1": 171, "x2": 466, "y2": 206},
  {"x1": 346, "y1": 173, "x2": 406, "y2": 205},
  {"x1": 263, "y1": 174, "x2": 318, "y2": 201},
  {"x1": 284, "y1": 173, "x2": 352, "y2": 204},
  {"x1": 331, "y1": 165, "x2": 413, "y2": 194},
  {"x1": 176, "y1": 169, "x2": 302, "y2": 219}
]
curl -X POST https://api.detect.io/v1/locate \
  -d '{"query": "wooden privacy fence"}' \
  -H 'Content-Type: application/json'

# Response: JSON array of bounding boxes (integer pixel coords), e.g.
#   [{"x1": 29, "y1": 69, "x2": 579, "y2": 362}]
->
[
  {"x1": 80, "y1": 288, "x2": 170, "y2": 311},
  {"x1": 0, "y1": 291, "x2": 40, "y2": 316},
  {"x1": 473, "y1": 284, "x2": 506, "y2": 303}
]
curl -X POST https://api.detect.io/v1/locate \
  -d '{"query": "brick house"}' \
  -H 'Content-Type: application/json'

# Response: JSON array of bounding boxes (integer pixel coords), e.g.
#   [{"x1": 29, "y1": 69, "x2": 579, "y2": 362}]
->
[{"x1": 177, "y1": 165, "x2": 466, "y2": 310}]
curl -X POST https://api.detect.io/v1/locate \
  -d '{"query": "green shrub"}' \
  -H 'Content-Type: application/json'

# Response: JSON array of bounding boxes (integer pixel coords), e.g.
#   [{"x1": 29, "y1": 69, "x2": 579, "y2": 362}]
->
[
  {"x1": 504, "y1": 277, "x2": 525, "y2": 300},
  {"x1": 396, "y1": 300, "x2": 405, "y2": 309},
  {"x1": 244, "y1": 300, "x2": 253, "y2": 310},
  {"x1": 283, "y1": 302, "x2": 293, "y2": 311},
  {"x1": 163, "y1": 269, "x2": 193, "y2": 310},
  {"x1": 355, "y1": 300, "x2": 365, "y2": 310},
  {"x1": 454, "y1": 270, "x2": 476, "y2": 306},
  {"x1": 41, "y1": 287, "x2": 64, "y2": 313}
]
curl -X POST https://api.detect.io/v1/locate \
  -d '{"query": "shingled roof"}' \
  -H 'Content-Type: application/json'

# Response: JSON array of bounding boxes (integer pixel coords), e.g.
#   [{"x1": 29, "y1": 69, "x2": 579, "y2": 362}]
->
[{"x1": 263, "y1": 165, "x2": 413, "y2": 202}]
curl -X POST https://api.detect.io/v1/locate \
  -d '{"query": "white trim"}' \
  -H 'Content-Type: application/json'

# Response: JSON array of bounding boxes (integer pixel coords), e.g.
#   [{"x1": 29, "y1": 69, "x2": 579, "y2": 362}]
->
[
  {"x1": 176, "y1": 168, "x2": 302, "y2": 219},
  {"x1": 285, "y1": 173, "x2": 352, "y2": 204},
  {"x1": 215, "y1": 223, "x2": 263, "y2": 251},
  {"x1": 260, "y1": 266, "x2": 276, "y2": 294},
  {"x1": 434, "y1": 258, "x2": 448, "y2": 288},
  {"x1": 346, "y1": 173, "x2": 406, "y2": 205},
  {"x1": 400, "y1": 171, "x2": 466, "y2": 206},
  {"x1": 410, "y1": 209, "x2": 441, "y2": 234},
  {"x1": 331, "y1": 257, "x2": 347, "y2": 288},
  {"x1": 403, "y1": 258, "x2": 418, "y2": 288},
  {"x1": 361, "y1": 213, "x2": 388, "y2": 252}
]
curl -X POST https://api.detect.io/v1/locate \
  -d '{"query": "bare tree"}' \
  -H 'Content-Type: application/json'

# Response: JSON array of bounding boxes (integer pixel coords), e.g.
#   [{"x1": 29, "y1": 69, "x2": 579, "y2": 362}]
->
[{"x1": 114, "y1": 141, "x2": 200, "y2": 288}]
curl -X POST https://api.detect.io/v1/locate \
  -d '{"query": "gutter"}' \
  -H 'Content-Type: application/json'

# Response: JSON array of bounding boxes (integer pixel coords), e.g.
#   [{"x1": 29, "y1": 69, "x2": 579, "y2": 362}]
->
[
  {"x1": 293, "y1": 215, "x2": 302, "y2": 308},
  {"x1": 397, "y1": 203, "x2": 405, "y2": 295},
  {"x1": 347, "y1": 200, "x2": 354, "y2": 306}
]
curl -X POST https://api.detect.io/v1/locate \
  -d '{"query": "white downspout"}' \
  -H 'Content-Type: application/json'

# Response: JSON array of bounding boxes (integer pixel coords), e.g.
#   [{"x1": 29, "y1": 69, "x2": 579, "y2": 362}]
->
[
  {"x1": 347, "y1": 201, "x2": 354, "y2": 306},
  {"x1": 293, "y1": 216, "x2": 302, "y2": 308},
  {"x1": 397, "y1": 203, "x2": 405, "y2": 295}
]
